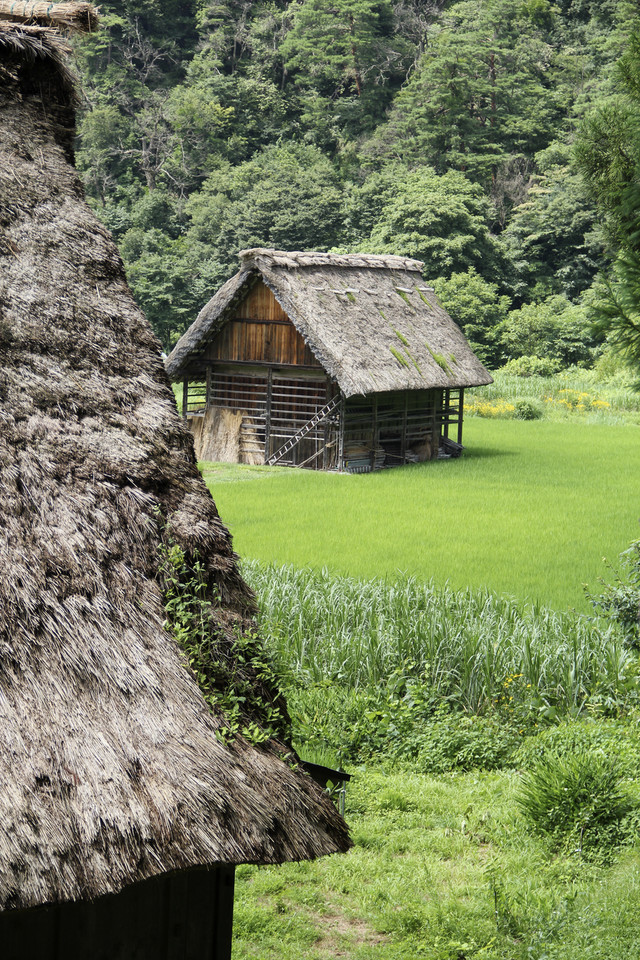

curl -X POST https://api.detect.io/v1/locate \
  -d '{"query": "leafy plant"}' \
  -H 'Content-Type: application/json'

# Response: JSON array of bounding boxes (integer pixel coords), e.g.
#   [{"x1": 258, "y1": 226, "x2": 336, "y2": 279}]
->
[
  {"x1": 513, "y1": 398, "x2": 543, "y2": 420},
  {"x1": 517, "y1": 750, "x2": 636, "y2": 853},
  {"x1": 587, "y1": 539, "x2": 640, "y2": 647},
  {"x1": 158, "y1": 539, "x2": 290, "y2": 745}
]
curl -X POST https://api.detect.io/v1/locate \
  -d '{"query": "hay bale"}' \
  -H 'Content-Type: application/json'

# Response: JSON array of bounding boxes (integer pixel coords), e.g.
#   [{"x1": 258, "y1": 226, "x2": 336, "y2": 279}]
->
[{"x1": 189, "y1": 407, "x2": 244, "y2": 463}]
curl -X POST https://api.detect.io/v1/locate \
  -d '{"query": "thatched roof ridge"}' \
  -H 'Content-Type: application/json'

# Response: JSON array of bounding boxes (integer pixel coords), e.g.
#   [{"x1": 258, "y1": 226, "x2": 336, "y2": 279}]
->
[
  {"x1": 241, "y1": 247, "x2": 425, "y2": 272},
  {"x1": 0, "y1": 1, "x2": 99, "y2": 32},
  {"x1": 0, "y1": 22, "x2": 349, "y2": 911},
  {"x1": 166, "y1": 249, "x2": 493, "y2": 395}
]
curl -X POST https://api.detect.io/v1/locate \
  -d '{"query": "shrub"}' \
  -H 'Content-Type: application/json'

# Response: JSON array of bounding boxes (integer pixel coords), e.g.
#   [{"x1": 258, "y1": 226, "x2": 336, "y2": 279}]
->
[
  {"x1": 516, "y1": 718, "x2": 640, "y2": 777},
  {"x1": 517, "y1": 750, "x2": 636, "y2": 854},
  {"x1": 587, "y1": 539, "x2": 640, "y2": 647},
  {"x1": 464, "y1": 397, "x2": 515, "y2": 418},
  {"x1": 501, "y1": 355, "x2": 560, "y2": 377},
  {"x1": 513, "y1": 398, "x2": 544, "y2": 420}
]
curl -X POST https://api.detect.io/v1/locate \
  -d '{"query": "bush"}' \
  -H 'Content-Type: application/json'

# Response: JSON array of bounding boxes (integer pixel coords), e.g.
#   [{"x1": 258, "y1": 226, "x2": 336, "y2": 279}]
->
[
  {"x1": 501, "y1": 355, "x2": 560, "y2": 377},
  {"x1": 516, "y1": 718, "x2": 640, "y2": 777},
  {"x1": 587, "y1": 539, "x2": 640, "y2": 647},
  {"x1": 513, "y1": 398, "x2": 544, "y2": 420},
  {"x1": 517, "y1": 750, "x2": 636, "y2": 854}
]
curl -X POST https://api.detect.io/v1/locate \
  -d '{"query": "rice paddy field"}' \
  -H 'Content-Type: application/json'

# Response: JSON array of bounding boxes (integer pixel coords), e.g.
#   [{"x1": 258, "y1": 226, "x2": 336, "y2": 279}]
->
[{"x1": 203, "y1": 417, "x2": 640, "y2": 613}]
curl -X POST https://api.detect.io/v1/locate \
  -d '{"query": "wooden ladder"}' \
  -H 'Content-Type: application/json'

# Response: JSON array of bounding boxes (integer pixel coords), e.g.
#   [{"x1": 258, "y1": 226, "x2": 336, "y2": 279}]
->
[{"x1": 266, "y1": 396, "x2": 343, "y2": 466}]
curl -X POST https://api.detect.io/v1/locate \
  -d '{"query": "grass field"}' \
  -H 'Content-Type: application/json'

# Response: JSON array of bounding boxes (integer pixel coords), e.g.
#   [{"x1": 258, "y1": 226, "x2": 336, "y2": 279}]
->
[
  {"x1": 233, "y1": 765, "x2": 640, "y2": 960},
  {"x1": 202, "y1": 418, "x2": 640, "y2": 612}
]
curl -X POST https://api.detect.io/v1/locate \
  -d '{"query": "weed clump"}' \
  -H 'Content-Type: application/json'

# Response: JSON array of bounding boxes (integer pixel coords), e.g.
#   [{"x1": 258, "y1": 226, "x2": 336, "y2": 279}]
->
[{"x1": 517, "y1": 751, "x2": 636, "y2": 855}]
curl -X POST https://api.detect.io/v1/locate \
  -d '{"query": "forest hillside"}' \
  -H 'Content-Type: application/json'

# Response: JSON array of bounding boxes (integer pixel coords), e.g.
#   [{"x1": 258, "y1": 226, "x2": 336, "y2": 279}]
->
[{"x1": 74, "y1": 0, "x2": 636, "y2": 368}]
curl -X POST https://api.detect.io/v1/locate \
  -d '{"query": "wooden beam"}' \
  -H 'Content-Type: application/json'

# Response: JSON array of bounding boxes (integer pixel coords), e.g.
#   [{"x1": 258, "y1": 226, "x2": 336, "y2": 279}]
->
[
  {"x1": 458, "y1": 388, "x2": 464, "y2": 445},
  {"x1": 205, "y1": 365, "x2": 211, "y2": 409},
  {"x1": 400, "y1": 393, "x2": 408, "y2": 463},
  {"x1": 182, "y1": 378, "x2": 188, "y2": 420},
  {"x1": 264, "y1": 367, "x2": 273, "y2": 462}
]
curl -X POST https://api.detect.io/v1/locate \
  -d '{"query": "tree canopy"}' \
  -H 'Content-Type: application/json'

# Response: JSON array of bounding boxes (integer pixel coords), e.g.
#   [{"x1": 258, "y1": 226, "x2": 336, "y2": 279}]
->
[{"x1": 73, "y1": 0, "x2": 637, "y2": 355}]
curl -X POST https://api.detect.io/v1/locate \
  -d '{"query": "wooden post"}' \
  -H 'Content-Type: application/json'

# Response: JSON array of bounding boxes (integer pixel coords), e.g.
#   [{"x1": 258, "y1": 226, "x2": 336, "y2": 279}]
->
[
  {"x1": 264, "y1": 368, "x2": 273, "y2": 462},
  {"x1": 400, "y1": 393, "x2": 408, "y2": 463},
  {"x1": 458, "y1": 388, "x2": 464, "y2": 445},
  {"x1": 323, "y1": 379, "x2": 331, "y2": 470},
  {"x1": 182, "y1": 378, "x2": 189, "y2": 420},
  {"x1": 337, "y1": 397, "x2": 345, "y2": 471},
  {"x1": 430, "y1": 390, "x2": 439, "y2": 460},
  {"x1": 443, "y1": 389, "x2": 450, "y2": 441},
  {"x1": 205, "y1": 366, "x2": 211, "y2": 410},
  {"x1": 370, "y1": 395, "x2": 378, "y2": 470}
]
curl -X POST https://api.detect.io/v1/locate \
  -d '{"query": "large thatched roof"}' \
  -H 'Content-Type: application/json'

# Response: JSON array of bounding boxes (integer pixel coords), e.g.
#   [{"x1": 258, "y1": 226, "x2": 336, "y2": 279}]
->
[
  {"x1": 166, "y1": 248, "x2": 493, "y2": 396},
  {"x1": 0, "y1": 23, "x2": 349, "y2": 912}
]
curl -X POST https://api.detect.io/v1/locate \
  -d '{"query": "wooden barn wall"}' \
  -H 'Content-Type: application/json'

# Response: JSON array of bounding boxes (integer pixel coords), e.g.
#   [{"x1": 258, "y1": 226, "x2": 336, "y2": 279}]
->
[
  {"x1": 203, "y1": 281, "x2": 321, "y2": 368},
  {"x1": 0, "y1": 866, "x2": 235, "y2": 960}
]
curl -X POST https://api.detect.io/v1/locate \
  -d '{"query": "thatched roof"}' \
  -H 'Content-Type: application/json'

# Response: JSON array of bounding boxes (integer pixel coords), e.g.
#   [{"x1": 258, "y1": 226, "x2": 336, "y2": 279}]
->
[
  {"x1": 166, "y1": 248, "x2": 493, "y2": 396},
  {"x1": 0, "y1": 24, "x2": 349, "y2": 912}
]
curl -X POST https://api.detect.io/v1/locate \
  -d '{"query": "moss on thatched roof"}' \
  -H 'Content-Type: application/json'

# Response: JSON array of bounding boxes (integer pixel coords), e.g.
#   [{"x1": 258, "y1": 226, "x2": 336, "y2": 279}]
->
[
  {"x1": 0, "y1": 24, "x2": 349, "y2": 912},
  {"x1": 166, "y1": 248, "x2": 493, "y2": 395}
]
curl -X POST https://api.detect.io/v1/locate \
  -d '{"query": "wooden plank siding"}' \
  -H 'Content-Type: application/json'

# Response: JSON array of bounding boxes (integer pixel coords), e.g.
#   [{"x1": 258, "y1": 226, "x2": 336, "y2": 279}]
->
[
  {"x1": 0, "y1": 867, "x2": 235, "y2": 960},
  {"x1": 202, "y1": 282, "x2": 321, "y2": 369}
]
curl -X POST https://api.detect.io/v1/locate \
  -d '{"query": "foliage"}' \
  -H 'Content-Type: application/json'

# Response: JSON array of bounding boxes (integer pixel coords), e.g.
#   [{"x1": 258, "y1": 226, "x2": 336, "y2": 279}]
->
[
  {"x1": 576, "y1": 31, "x2": 640, "y2": 383},
  {"x1": 587, "y1": 539, "x2": 640, "y2": 646},
  {"x1": 241, "y1": 562, "x2": 638, "y2": 729},
  {"x1": 517, "y1": 750, "x2": 636, "y2": 854},
  {"x1": 433, "y1": 267, "x2": 511, "y2": 366},
  {"x1": 515, "y1": 717, "x2": 640, "y2": 776},
  {"x1": 501, "y1": 355, "x2": 561, "y2": 376},
  {"x1": 498, "y1": 295, "x2": 601, "y2": 367},
  {"x1": 513, "y1": 398, "x2": 544, "y2": 420},
  {"x1": 73, "y1": 0, "x2": 634, "y2": 352},
  {"x1": 360, "y1": 167, "x2": 506, "y2": 280},
  {"x1": 186, "y1": 143, "x2": 346, "y2": 271},
  {"x1": 158, "y1": 539, "x2": 290, "y2": 744},
  {"x1": 464, "y1": 397, "x2": 516, "y2": 418}
]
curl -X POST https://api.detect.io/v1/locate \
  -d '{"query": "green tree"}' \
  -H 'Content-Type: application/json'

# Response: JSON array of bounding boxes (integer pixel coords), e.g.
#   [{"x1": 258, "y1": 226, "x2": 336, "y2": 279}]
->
[
  {"x1": 366, "y1": 0, "x2": 564, "y2": 189},
  {"x1": 186, "y1": 144, "x2": 346, "y2": 268},
  {"x1": 498, "y1": 295, "x2": 600, "y2": 367},
  {"x1": 434, "y1": 268, "x2": 511, "y2": 366},
  {"x1": 359, "y1": 167, "x2": 506, "y2": 280},
  {"x1": 501, "y1": 143, "x2": 603, "y2": 303},
  {"x1": 576, "y1": 30, "x2": 640, "y2": 382}
]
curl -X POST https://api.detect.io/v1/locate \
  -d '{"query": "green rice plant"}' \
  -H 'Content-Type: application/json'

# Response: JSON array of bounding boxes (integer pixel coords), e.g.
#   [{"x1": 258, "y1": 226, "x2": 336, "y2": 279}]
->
[
  {"x1": 206, "y1": 419, "x2": 640, "y2": 612},
  {"x1": 516, "y1": 751, "x2": 636, "y2": 854}
]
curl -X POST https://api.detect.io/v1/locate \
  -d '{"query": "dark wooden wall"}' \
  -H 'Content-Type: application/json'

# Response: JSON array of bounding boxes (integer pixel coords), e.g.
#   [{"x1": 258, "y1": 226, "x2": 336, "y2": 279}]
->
[
  {"x1": 202, "y1": 281, "x2": 321, "y2": 368},
  {"x1": 0, "y1": 866, "x2": 235, "y2": 960}
]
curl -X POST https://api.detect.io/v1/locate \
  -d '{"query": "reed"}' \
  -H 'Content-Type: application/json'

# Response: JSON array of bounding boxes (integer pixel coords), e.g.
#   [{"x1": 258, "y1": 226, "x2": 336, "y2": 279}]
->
[{"x1": 243, "y1": 562, "x2": 632, "y2": 715}]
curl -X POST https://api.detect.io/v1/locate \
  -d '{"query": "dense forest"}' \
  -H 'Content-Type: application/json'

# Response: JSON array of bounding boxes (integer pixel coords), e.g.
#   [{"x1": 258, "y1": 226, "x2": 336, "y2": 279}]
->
[{"x1": 73, "y1": 0, "x2": 640, "y2": 369}]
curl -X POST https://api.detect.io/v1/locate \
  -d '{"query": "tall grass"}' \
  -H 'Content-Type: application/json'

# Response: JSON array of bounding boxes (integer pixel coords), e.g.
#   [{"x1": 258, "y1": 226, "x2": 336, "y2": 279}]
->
[
  {"x1": 244, "y1": 562, "x2": 633, "y2": 716},
  {"x1": 474, "y1": 368, "x2": 640, "y2": 421}
]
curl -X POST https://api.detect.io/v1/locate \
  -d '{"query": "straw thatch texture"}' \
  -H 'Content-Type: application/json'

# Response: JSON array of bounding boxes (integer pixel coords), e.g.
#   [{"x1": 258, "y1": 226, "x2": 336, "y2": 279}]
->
[
  {"x1": 0, "y1": 1, "x2": 98, "y2": 32},
  {"x1": 0, "y1": 25, "x2": 350, "y2": 911},
  {"x1": 166, "y1": 248, "x2": 493, "y2": 395}
]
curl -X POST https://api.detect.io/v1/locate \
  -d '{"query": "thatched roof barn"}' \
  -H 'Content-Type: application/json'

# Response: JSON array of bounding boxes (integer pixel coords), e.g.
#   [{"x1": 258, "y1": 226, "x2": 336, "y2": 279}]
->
[
  {"x1": 0, "y1": 17, "x2": 349, "y2": 957},
  {"x1": 166, "y1": 250, "x2": 492, "y2": 471}
]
